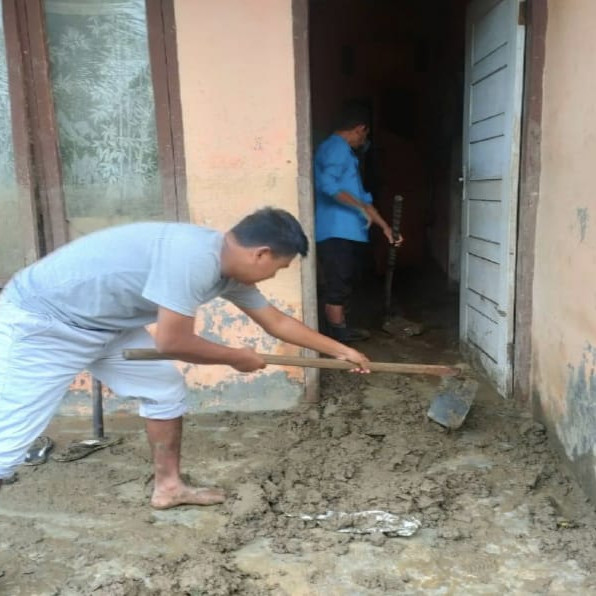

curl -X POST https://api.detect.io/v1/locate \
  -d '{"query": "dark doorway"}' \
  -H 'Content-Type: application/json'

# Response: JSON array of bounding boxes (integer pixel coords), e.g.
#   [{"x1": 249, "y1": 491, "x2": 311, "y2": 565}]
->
[{"x1": 309, "y1": 0, "x2": 468, "y2": 341}]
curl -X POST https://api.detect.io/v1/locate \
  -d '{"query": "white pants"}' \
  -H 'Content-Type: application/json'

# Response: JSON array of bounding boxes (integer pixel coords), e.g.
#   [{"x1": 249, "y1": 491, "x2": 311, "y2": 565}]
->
[{"x1": 0, "y1": 299, "x2": 187, "y2": 479}]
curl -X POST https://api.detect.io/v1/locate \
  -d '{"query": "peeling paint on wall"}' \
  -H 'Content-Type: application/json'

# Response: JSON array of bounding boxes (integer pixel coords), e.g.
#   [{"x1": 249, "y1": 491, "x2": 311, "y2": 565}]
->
[
  {"x1": 556, "y1": 343, "x2": 596, "y2": 460},
  {"x1": 61, "y1": 297, "x2": 305, "y2": 416},
  {"x1": 186, "y1": 371, "x2": 302, "y2": 412},
  {"x1": 60, "y1": 370, "x2": 301, "y2": 416},
  {"x1": 576, "y1": 207, "x2": 589, "y2": 242}
]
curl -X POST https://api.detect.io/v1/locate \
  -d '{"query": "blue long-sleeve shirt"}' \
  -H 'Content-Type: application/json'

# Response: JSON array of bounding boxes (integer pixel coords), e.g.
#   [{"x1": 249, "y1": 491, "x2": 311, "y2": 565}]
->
[{"x1": 314, "y1": 134, "x2": 372, "y2": 243}]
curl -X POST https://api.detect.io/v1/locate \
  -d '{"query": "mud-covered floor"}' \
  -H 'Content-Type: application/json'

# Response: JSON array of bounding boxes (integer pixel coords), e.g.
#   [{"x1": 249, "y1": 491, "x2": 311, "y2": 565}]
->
[{"x1": 2, "y1": 271, "x2": 596, "y2": 595}]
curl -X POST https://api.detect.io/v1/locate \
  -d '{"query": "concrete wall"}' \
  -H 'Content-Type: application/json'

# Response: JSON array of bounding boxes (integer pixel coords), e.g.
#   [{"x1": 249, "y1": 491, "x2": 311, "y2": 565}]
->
[
  {"x1": 532, "y1": 0, "x2": 596, "y2": 496},
  {"x1": 62, "y1": 0, "x2": 308, "y2": 415}
]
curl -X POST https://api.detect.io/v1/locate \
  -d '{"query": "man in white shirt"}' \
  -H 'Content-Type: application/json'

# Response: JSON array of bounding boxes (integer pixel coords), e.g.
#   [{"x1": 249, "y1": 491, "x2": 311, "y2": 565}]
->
[{"x1": 0, "y1": 207, "x2": 369, "y2": 508}]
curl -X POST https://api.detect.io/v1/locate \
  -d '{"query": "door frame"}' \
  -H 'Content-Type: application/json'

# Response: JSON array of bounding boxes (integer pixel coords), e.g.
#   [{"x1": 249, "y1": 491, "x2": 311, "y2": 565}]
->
[
  {"x1": 292, "y1": 0, "x2": 319, "y2": 403},
  {"x1": 2, "y1": 0, "x2": 40, "y2": 281},
  {"x1": 14, "y1": 0, "x2": 68, "y2": 252},
  {"x1": 291, "y1": 0, "x2": 546, "y2": 404},
  {"x1": 513, "y1": 0, "x2": 547, "y2": 404},
  {"x1": 146, "y1": 0, "x2": 188, "y2": 223}
]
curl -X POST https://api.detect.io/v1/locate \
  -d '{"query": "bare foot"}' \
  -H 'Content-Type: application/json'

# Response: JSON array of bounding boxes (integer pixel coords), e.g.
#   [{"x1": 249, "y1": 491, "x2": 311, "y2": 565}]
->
[{"x1": 151, "y1": 485, "x2": 226, "y2": 510}]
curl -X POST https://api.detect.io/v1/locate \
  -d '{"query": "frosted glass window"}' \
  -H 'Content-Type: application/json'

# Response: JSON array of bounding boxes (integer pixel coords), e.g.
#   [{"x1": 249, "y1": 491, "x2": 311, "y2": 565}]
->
[{"x1": 44, "y1": 0, "x2": 163, "y2": 238}]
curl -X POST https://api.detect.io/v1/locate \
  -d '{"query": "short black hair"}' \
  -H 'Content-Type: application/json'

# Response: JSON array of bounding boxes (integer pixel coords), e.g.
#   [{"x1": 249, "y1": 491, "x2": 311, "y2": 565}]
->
[
  {"x1": 231, "y1": 207, "x2": 309, "y2": 257},
  {"x1": 335, "y1": 102, "x2": 371, "y2": 132}
]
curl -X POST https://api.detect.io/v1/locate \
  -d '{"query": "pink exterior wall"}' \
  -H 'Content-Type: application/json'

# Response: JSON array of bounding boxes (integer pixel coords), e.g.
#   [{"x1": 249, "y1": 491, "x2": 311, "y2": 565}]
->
[
  {"x1": 172, "y1": 0, "x2": 306, "y2": 411},
  {"x1": 532, "y1": 0, "x2": 596, "y2": 493},
  {"x1": 61, "y1": 0, "x2": 308, "y2": 415}
]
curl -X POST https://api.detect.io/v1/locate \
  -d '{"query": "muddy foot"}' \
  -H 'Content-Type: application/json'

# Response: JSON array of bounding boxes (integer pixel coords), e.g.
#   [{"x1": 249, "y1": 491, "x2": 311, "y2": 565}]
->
[{"x1": 151, "y1": 485, "x2": 226, "y2": 509}]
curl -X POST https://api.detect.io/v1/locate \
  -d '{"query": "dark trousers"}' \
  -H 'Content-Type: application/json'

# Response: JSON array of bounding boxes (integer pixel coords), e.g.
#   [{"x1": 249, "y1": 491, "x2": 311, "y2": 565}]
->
[{"x1": 316, "y1": 238, "x2": 366, "y2": 307}]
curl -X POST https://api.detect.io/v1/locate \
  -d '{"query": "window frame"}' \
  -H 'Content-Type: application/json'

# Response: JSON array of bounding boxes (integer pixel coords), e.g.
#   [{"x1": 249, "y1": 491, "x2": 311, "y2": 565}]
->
[{"x1": 0, "y1": 0, "x2": 40, "y2": 285}]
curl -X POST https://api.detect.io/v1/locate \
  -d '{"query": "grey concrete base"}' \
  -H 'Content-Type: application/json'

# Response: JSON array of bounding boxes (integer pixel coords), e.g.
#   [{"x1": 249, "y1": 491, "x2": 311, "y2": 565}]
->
[{"x1": 59, "y1": 370, "x2": 302, "y2": 416}]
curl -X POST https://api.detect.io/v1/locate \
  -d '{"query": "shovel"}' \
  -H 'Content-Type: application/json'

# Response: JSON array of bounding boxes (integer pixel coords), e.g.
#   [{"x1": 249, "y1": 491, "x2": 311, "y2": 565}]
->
[
  {"x1": 123, "y1": 349, "x2": 477, "y2": 428},
  {"x1": 124, "y1": 348, "x2": 459, "y2": 376},
  {"x1": 427, "y1": 376, "x2": 479, "y2": 430}
]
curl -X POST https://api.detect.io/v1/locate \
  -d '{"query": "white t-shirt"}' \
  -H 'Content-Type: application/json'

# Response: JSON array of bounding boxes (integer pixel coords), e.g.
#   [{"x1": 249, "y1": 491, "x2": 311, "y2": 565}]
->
[{"x1": 2, "y1": 222, "x2": 268, "y2": 330}]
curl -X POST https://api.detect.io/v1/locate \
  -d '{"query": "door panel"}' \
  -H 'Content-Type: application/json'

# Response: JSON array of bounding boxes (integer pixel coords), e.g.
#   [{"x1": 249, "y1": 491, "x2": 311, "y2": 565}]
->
[
  {"x1": 467, "y1": 304, "x2": 500, "y2": 360},
  {"x1": 470, "y1": 69, "x2": 507, "y2": 122},
  {"x1": 467, "y1": 179, "x2": 502, "y2": 201},
  {"x1": 468, "y1": 199, "x2": 502, "y2": 242},
  {"x1": 473, "y1": 44, "x2": 509, "y2": 80},
  {"x1": 473, "y1": 0, "x2": 509, "y2": 57},
  {"x1": 468, "y1": 254, "x2": 500, "y2": 298},
  {"x1": 460, "y1": 0, "x2": 525, "y2": 395},
  {"x1": 467, "y1": 236, "x2": 500, "y2": 263},
  {"x1": 469, "y1": 137, "x2": 506, "y2": 179},
  {"x1": 469, "y1": 113, "x2": 506, "y2": 143}
]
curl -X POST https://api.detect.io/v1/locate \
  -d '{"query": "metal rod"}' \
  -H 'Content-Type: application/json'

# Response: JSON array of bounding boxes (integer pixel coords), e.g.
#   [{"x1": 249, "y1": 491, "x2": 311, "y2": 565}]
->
[
  {"x1": 92, "y1": 377, "x2": 105, "y2": 440},
  {"x1": 385, "y1": 195, "x2": 404, "y2": 318}
]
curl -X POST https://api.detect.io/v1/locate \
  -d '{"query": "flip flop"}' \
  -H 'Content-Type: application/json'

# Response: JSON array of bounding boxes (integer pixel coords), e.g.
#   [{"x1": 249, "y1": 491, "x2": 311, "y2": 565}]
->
[
  {"x1": 51, "y1": 436, "x2": 123, "y2": 463},
  {"x1": 24, "y1": 436, "x2": 54, "y2": 466}
]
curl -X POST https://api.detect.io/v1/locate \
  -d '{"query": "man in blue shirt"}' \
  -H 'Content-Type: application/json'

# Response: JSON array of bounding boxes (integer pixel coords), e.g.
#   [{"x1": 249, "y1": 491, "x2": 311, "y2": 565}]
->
[{"x1": 315, "y1": 105, "x2": 403, "y2": 343}]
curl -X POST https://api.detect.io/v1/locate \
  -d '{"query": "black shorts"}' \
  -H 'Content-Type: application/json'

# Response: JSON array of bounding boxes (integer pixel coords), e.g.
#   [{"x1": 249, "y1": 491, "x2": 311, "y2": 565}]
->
[{"x1": 317, "y1": 238, "x2": 365, "y2": 306}]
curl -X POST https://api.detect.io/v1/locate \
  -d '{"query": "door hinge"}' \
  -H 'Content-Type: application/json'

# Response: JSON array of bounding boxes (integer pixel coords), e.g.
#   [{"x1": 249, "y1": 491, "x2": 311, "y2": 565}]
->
[{"x1": 518, "y1": 1, "x2": 527, "y2": 26}]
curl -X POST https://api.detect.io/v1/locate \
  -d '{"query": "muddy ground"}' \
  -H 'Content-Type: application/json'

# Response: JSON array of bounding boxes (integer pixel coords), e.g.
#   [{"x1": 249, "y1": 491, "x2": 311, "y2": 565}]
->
[{"x1": 2, "y1": 277, "x2": 596, "y2": 595}]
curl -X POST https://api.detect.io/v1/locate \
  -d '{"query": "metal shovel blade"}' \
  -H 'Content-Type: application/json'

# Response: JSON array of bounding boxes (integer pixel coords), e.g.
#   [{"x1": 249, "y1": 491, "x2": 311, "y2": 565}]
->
[{"x1": 427, "y1": 378, "x2": 479, "y2": 430}]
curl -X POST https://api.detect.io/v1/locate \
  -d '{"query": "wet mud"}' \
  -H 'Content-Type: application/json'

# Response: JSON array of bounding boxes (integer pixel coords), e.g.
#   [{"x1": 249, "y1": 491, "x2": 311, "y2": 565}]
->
[{"x1": 2, "y1": 315, "x2": 596, "y2": 594}]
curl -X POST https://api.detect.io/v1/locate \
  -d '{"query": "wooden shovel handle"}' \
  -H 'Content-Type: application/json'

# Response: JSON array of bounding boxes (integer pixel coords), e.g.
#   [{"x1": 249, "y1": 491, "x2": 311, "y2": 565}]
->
[{"x1": 122, "y1": 349, "x2": 460, "y2": 377}]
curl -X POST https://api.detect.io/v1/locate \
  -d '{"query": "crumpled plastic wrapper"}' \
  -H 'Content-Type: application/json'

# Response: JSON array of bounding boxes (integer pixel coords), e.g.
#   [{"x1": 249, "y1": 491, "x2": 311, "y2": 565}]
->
[{"x1": 287, "y1": 510, "x2": 421, "y2": 537}]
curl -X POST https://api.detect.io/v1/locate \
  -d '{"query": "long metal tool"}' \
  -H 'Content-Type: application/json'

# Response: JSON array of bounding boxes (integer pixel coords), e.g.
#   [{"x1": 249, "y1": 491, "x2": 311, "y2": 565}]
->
[
  {"x1": 92, "y1": 377, "x2": 105, "y2": 440},
  {"x1": 123, "y1": 348, "x2": 461, "y2": 377},
  {"x1": 382, "y1": 195, "x2": 423, "y2": 337},
  {"x1": 384, "y1": 194, "x2": 403, "y2": 320}
]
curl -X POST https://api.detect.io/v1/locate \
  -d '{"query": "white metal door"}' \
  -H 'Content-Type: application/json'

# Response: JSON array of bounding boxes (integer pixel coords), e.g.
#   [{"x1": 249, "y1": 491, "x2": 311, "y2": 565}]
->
[{"x1": 460, "y1": 0, "x2": 525, "y2": 396}]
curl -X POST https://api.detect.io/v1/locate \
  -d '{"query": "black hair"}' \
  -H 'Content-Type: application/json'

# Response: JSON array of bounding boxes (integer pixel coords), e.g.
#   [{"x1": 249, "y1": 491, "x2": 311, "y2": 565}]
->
[
  {"x1": 231, "y1": 207, "x2": 309, "y2": 257},
  {"x1": 334, "y1": 102, "x2": 371, "y2": 132}
]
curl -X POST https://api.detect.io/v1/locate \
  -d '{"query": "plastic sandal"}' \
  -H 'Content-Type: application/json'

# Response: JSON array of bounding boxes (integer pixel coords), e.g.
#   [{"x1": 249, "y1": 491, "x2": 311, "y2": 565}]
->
[
  {"x1": 24, "y1": 436, "x2": 54, "y2": 466},
  {"x1": 51, "y1": 436, "x2": 123, "y2": 463}
]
